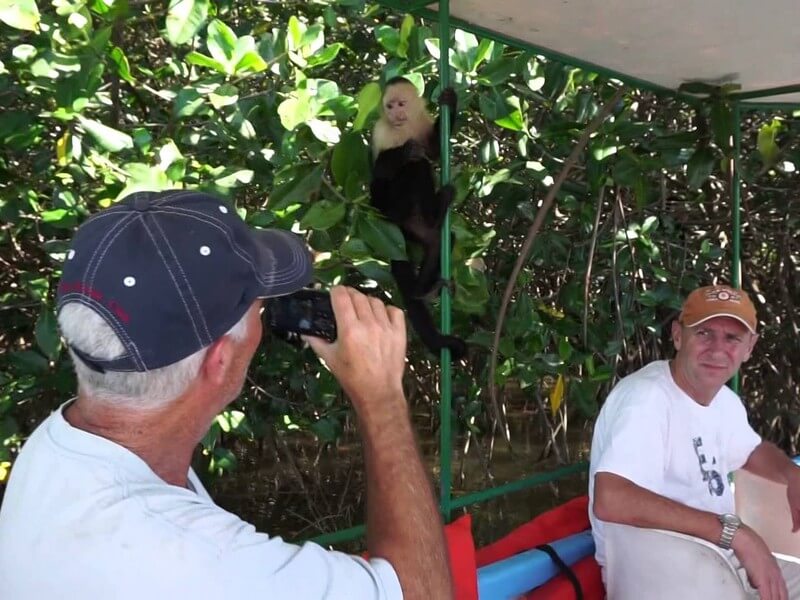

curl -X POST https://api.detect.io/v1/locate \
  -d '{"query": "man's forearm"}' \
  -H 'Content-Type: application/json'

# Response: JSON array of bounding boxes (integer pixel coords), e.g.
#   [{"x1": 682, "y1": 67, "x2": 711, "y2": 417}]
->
[
  {"x1": 743, "y1": 441, "x2": 800, "y2": 485},
  {"x1": 593, "y1": 472, "x2": 723, "y2": 545},
  {"x1": 358, "y1": 391, "x2": 452, "y2": 600}
]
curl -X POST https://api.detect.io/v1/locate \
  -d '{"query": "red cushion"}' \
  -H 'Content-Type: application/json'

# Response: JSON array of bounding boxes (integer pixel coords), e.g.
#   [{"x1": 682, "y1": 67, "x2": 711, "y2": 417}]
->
[
  {"x1": 476, "y1": 495, "x2": 590, "y2": 567},
  {"x1": 444, "y1": 513, "x2": 479, "y2": 600},
  {"x1": 525, "y1": 555, "x2": 605, "y2": 599}
]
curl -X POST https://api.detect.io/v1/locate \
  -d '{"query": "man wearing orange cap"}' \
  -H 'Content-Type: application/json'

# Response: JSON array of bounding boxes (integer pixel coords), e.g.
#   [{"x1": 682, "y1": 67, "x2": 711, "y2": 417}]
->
[{"x1": 589, "y1": 284, "x2": 800, "y2": 600}]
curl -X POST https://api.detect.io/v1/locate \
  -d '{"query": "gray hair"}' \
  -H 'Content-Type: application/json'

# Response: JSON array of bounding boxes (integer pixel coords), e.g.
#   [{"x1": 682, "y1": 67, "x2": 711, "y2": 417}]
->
[{"x1": 58, "y1": 303, "x2": 249, "y2": 409}]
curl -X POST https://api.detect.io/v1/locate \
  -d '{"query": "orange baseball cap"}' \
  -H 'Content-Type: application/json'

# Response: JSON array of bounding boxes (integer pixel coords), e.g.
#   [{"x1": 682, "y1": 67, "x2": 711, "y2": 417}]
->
[{"x1": 679, "y1": 285, "x2": 757, "y2": 333}]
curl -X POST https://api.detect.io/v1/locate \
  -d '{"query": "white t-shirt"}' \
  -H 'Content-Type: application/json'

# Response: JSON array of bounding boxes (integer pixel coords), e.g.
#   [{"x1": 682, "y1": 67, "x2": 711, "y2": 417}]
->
[
  {"x1": 588, "y1": 360, "x2": 761, "y2": 567},
  {"x1": 0, "y1": 403, "x2": 402, "y2": 600}
]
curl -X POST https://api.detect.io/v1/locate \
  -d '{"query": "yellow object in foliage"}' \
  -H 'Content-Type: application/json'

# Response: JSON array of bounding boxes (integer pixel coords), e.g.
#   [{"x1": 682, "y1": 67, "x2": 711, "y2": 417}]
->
[
  {"x1": 549, "y1": 374, "x2": 565, "y2": 415},
  {"x1": 56, "y1": 132, "x2": 69, "y2": 165}
]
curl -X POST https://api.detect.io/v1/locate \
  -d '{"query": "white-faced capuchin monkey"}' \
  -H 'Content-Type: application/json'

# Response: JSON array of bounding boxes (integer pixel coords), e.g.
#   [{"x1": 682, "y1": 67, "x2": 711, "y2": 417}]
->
[{"x1": 369, "y1": 77, "x2": 466, "y2": 360}]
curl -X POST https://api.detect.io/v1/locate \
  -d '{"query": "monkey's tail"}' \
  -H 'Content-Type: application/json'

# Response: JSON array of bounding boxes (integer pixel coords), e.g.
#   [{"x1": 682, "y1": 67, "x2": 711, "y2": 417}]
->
[{"x1": 391, "y1": 261, "x2": 467, "y2": 360}]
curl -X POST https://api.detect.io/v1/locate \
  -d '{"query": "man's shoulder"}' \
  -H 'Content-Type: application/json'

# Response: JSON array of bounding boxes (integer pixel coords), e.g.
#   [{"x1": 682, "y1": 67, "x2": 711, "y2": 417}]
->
[
  {"x1": 608, "y1": 361, "x2": 673, "y2": 404},
  {"x1": 713, "y1": 384, "x2": 748, "y2": 413}
]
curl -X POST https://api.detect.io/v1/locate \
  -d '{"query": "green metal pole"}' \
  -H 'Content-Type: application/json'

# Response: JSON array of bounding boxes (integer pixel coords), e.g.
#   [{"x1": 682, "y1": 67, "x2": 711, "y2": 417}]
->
[
  {"x1": 731, "y1": 101, "x2": 742, "y2": 393},
  {"x1": 438, "y1": 0, "x2": 453, "y2": 521}
]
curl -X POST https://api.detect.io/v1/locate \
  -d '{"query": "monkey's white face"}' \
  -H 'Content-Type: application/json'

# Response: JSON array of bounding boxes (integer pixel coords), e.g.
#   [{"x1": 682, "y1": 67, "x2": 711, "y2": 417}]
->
[{"x1": 382, "y1": 85, "x2": 418, "y2": 128}]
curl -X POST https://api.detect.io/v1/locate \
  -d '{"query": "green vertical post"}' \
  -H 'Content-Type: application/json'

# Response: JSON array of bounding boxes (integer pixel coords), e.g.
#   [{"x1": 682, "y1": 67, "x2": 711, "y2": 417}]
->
[
  {"x1": 437, "y1": 0, "x2": 453, "y2": 521},
  {"x1": 731, "y1": 101, "x2": 742, "y2": 393}
]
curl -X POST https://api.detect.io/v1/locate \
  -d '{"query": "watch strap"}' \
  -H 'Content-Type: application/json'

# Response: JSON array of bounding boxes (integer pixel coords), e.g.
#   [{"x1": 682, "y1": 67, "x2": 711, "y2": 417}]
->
[{"x1": 718, "y1": 515, "x2": 740, "y2": 550}]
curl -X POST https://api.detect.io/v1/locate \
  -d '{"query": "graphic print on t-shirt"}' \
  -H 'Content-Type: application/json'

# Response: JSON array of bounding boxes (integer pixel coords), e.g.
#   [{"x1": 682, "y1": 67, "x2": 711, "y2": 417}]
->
[{"x1": 693, "y1": 437, "x2": 724, "y2": 496}]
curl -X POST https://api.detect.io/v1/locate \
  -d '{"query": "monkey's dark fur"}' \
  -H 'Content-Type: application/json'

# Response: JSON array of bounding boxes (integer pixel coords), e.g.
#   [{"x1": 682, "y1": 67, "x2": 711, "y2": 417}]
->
[{"x1": 370, "y1": 77, "x2": 466, "y2": 359}]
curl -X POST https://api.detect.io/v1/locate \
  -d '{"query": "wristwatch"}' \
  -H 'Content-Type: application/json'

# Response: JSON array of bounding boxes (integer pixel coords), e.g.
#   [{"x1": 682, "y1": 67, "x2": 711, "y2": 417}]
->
[{"x1": 718, "y1": 513, "x2": 742, "y2": 550}]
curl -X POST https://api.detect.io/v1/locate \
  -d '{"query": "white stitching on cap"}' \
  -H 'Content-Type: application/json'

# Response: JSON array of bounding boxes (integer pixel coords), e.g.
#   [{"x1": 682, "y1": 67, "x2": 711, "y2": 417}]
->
[
  {"x1": 140, "y1": 216, "x2": 206, "y2": 346},
  {"x1": 163, "y1": 207, "x2": 304, "y2": 282},
  {"x1": 86, "y1": 213, "x2": 138, "y2": 294},
  {"x1": 151, "y1": 207, "x2": 264, "y2": 280},
  {"x1": 150, "y1": 215, "x2": 212, "y2": 342},
  {"x1": 153, "y1": 206, "x2": 310, "y2": 291},
  {"x1": 81, "y1": 211, "x2": 135, "y2": 287},
  {"x1": 151, "y1": 190, "x2": 198, "y2": 206}
]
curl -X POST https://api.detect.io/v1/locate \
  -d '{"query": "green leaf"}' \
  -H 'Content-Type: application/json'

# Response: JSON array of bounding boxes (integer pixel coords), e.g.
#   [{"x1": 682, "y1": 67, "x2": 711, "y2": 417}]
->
[
  {"x1": 40, "y1": 208, "x2": 78, "y2": 229},
  {"x1": 306, "y1": 42, "x2": 343, "y2": 68},
  {"x1": 35, "y1": 307, "x2": 61, "y2": 360},
  {"x1": 77, "y1": 116, "x2": 133, "y2": 153},
  {"x1": 592, "y1": 144, "x2": 618, "y2": 161},
  {"x1": 233, "y1": 50, "x2": 267, "y2": 75},
  {"x1": 557, "y1": 337, "x2": 572, "y2": 360},
  {"x1": 397, "y1": 14, "x2": 413, "y2": 58},
  {"x1": 229, "y1": 34, "x2": 264, "y2": 74},
  {"x1": 356, "y1": 214, "x2": 406, "y2": 261},
  {"x1": 0, "y1": 0, "x2": 40, "y2": 31},
  {"x1": 209, "y1": 447, "x2": 237, "y2": 475},
  {"x1": 208, "y1": 83, "x2": 238, "y2": 109},
  {"x1": 173, "y1": 86, "x2": 206, "y2": 117},
  {"x1": 310, "y1": 417, "x2": 341, "y2": 443},
  {"x1": 109, "y1": 46, "x2": 135, "y2": 84},
  {"x1": 307, "y1": 118, "x2": 341, "y2": 144},
  {"x1": 651, "y1": 131, "x2": 698, "y2": 151},
  {"x1": 473, "y1": 39, "x2": 495, "y2": 71},
  {"x1": 10, "y1": 350, "x2": 49, "y2": 374},
  {"x1": 495, "y1": 106, "x2": 524, "y2": 131},
  {"x1": 215, "y1": 169, "x2": 253, "y2": 188},
  {"x1": 612, "y1": 155, "x2": 640, "y2": 187},
  {"x1": 206, "y1": 19, "x2": 238, "y2": 71},
  {"x1": 686, "y1": 147, "x2": 716, "y2": 189},
  {"x1": 354, "y1": 82, "x2": 382, "y2": 132},
  {"x1": 165, "y1": 0, "x2": 209, "y2": 46},
  {"x1": 375, "y1": 25, "x2": 400, "y2": 55},
  {"x1": 300, "y1": 24, "x2": 324, "y2": 55},
  {"x1": 277, "y1": 96, "x2": 313, "y2": 131},
  {"x1": 452, "y1": 263, "x2": 489, "y2": 315},
  {"x1": 118, "y1": 163, "x2": 173, "y2": 199},
  {"x1": 269, "y1": 165, "x2": 324, "y2": 209},
  {"x1": 185, "y1": 51, "x2": 227, "y2": 74},
  {"x1": 477, "y1": 56, "x2": 517, "y2": 86},
  {"x1": 215, "y1": 410, "x2": 247, "y2": 434},
  {"x1": 300, "y1": 200, "x2": 346, "y2": 230},
  {"x1": 340, "y1": 237, "x2": 371, "y2": 260},
  {"x1": 12, "y1": 43, "x2": 37, "y2": 62},
  {"x1": 710, "y1": 99, "x2": 732, "y2": 151},
  {"x1": 331, "y1": 132, "x2": 369, "y2": 190},
  {"x1": 287, "y1": 15, "x2": 303, "y2": 49},
  {"x1": 0, "y1": 416, "x2": 19, "y2": 445},
  {"x1": 757, "y1": 119, "x2": 783, "y2": 168}
]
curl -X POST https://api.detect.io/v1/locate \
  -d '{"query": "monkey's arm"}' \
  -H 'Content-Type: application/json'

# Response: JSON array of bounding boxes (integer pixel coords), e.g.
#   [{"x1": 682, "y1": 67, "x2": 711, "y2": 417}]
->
[{"x1": 428, "y1": 87, "x2": 458, "y2": 160}]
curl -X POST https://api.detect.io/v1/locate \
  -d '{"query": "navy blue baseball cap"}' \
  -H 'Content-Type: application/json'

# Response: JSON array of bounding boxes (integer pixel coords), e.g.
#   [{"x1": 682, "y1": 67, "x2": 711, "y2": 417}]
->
[{"x1": 56, "y1": 190, "x2": 314, "y2": 373}]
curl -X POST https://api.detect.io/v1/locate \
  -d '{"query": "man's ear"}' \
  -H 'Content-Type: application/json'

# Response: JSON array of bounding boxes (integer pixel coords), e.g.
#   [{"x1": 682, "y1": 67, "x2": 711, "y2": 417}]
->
[
  {"x1": 201, "y1": 336, "x2": 234, "y2": 386},
  {"x1": 671, "y1": 320, "x2": 683, "y2": 351},
  {"x1": 743, "y1": 333, "x2": 759, "y2": 362}
]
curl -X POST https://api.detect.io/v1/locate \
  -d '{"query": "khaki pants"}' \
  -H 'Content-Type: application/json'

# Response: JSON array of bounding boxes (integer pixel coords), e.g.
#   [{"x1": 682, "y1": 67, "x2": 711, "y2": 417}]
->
[{"x1": 602, "y1": 524, "x2": 800, "y2": 599}]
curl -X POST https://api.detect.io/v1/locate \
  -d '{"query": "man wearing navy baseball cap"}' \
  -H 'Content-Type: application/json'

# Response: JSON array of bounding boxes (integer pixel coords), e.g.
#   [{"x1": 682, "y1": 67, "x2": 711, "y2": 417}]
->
[{"x1": 0, "y1": 191, "x2": 452, "y2": 599}]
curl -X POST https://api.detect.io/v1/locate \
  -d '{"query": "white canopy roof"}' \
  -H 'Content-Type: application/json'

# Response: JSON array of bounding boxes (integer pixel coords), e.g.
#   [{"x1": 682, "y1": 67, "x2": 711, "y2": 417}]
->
[{"x1": 440, "y1": 0, "x2": 800, "y2": 105}]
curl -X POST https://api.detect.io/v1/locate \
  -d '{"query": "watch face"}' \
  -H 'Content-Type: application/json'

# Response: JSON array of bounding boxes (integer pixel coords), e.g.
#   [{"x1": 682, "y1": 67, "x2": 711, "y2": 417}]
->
[{"x1": 722, "y1": 513, "x2": 742, "y2": 526}]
